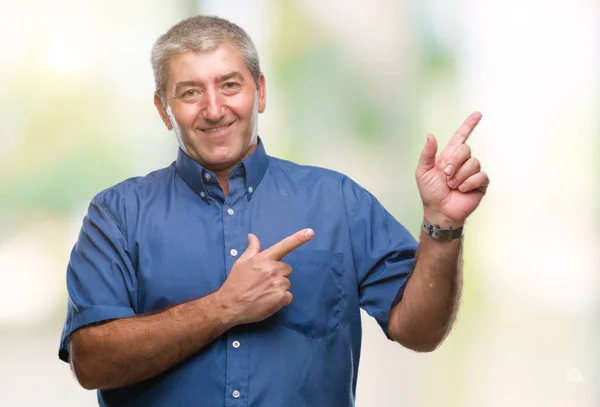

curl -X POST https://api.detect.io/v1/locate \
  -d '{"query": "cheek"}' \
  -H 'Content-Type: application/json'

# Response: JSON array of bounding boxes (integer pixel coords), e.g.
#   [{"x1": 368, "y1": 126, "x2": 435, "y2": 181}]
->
[
  {"x1": 229, "y1": 93, "x2": 257, "y2": 118},
  {"x1": 172, "y1": 105, "x2": 199, "y2": 128}
]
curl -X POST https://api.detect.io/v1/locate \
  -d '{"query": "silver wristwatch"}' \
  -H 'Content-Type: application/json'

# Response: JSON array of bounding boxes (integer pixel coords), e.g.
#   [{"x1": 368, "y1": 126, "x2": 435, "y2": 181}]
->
[{"x1": 421, "y1": 218, "x2": 464, "y2": 241}]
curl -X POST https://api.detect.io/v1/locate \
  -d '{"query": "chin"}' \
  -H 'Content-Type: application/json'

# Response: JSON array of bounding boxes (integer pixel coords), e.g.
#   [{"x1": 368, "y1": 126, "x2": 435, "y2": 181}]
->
[
  {"x1": 203, "y1": 149, "x2": 244, "y2": 169},
  {"x1": 190, "y1": 137, "x2": 252, "y2": 169}
]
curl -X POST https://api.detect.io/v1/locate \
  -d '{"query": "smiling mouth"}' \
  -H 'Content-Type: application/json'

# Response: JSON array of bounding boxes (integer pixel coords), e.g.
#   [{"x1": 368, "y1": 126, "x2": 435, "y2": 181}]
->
[{"x1": 201, "y1": 122, "x2": 233, "y2": 133}]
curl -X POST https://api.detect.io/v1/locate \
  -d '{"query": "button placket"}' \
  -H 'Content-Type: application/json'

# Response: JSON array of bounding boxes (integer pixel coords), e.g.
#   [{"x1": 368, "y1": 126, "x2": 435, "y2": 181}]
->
[
  {"x1": 225, "y1": 332, "x2": 248, "y2": 406},
  {"x1": 223, "y1": 177, "x2": 248, "y2": 406}
]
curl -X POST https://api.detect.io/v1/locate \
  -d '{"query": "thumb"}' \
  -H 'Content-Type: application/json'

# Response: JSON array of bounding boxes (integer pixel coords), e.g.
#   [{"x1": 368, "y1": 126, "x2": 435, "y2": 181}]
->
[
  {"x1": 417, "y1": 134, "x2": 438, "y2": 171},
  {"x1": 239, "y1": 233, "x2": 261, "y2": 260}
]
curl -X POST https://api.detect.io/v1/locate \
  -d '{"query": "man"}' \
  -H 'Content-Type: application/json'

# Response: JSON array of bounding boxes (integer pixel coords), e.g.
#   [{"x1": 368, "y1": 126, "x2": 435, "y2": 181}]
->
[{"x1": 58, "y1": 15, "x2": 489, "y2": 407}]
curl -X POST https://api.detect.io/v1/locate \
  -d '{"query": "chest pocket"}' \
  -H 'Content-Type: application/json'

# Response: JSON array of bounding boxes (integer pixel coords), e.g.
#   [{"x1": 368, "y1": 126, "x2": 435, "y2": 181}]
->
[{"x1": 276, "y1": 249, "x2": 345, "y2": 339}]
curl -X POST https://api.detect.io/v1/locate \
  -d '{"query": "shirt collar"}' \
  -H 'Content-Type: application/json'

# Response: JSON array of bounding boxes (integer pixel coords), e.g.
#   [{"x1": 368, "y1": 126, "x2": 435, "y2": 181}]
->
[
  {"x1": 241, "y1": 137, "x2": 268, "y2": 196},
  {"x1": 175, "y1": 137, "x2": 269, "y2": 200}
]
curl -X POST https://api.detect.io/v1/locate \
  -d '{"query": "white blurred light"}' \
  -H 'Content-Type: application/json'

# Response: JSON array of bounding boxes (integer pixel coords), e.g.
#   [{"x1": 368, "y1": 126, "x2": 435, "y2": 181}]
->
[
  {"x1": 44, "y1": 36, "x2": 83, "y2": 75},
  {"x1": 565, "y1": 367, "x2": 584, "y2": 383},
  {"x1": 460, "y1": 0, "x2": 599, "y2": 315},
  {"x1": 0, "y1": 226, "x2": 64, "y2": 326}
]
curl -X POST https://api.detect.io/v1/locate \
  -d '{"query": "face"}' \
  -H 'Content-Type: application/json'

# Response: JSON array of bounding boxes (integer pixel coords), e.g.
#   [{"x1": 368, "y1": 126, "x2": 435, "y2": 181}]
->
[{"x1": 154, "y1": 44, "x2": 266, "y2": 173}]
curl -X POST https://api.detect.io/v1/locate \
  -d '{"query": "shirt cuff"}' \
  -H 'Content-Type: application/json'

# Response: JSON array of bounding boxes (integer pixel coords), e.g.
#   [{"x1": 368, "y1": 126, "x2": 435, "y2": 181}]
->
[
  {"x1": 382, "y1": 274, "x2": 414, "y2": 341},
  {"x1": 58, "y1": 305, "x2": 135, "y2": 363}
]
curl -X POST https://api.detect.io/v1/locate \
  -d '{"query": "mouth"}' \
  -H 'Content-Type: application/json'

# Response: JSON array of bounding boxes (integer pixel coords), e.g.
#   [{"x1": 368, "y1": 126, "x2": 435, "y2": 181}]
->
[{"x1": 200, "y1": 122, "x2": 234, "y2": 135}]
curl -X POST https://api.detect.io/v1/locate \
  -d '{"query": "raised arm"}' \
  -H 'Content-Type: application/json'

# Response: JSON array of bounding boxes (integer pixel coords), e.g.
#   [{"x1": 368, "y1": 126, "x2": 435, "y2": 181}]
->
[{"x1": 389, "y1": 112, "x2": 489, "y2": 351}]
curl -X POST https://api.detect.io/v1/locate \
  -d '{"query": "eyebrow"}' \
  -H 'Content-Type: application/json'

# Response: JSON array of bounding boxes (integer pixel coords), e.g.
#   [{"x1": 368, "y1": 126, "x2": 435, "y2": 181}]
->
[
  {"x1": 217, "y1": 71, "x2": 245, "y2": 83},
  {"x1": 173, "y1": 72, "x2": 246, "y2": 95}
]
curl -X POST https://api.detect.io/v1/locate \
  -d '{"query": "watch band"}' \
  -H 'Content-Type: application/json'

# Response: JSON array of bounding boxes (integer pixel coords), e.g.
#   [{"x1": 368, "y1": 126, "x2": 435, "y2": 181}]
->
[{"x1": 421, "y1": 218, "x2": 464, "y2": 240}]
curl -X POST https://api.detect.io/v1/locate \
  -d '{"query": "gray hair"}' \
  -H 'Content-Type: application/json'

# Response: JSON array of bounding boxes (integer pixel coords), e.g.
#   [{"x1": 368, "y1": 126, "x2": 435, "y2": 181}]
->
[{"x1": 151, "y1": 15, "x2": 261, "y2": 104}]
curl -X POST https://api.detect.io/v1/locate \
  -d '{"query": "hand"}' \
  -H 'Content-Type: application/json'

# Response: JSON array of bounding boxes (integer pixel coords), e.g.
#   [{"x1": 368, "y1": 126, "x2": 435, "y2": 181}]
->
[
  {"x1": 416, "y1": 111, "x2": 490, "y2": 228},
  {"x1": 217, "y1": 228, "x2": 315, "y2": 326}
]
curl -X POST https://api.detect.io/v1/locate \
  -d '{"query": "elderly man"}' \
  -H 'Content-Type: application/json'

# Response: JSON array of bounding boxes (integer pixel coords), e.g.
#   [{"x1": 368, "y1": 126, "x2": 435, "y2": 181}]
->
[{"x1": 58, "y1": 15, "x2": 489, "y2": 407}]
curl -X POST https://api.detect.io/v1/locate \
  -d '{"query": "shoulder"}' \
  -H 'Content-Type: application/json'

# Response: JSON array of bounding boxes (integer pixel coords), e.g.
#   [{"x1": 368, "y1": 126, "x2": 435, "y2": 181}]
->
[
  {"x1": 267, "y1": 156, "x2": 367, "y2": 212},
  {"x1": 268, "y1": 156, "x2": 363, "y2": 190},
  {"x1": 90, "y1": 163, "x2": 176, "y2": 221}
]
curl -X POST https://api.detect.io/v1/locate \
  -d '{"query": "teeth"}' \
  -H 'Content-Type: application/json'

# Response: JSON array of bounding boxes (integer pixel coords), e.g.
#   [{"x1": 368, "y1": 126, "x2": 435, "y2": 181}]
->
[{"x1": 204, "y1": 124, "x2": 229, "y2": 133}]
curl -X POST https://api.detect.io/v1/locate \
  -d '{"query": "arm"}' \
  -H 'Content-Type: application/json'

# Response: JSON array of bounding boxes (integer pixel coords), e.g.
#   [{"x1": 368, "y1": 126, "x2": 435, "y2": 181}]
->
[
  {"x1": 388, "y1": 232, "x2": 462, "y2": 352},
  {"x1": 70, "y1": 291, "x2": 233, "y2": 390},
  {"x1": 388, "y1": 111, "x2": 489, "y2": 351},
  {"x1": 69, "y1": 229, "x2": 314, "y2": 390}
]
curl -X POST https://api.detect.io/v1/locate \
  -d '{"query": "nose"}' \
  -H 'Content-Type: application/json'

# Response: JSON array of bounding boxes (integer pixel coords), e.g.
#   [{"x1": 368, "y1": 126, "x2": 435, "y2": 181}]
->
[{"x1": 201, "y1": 89, "x2": 225, "y2": 122}]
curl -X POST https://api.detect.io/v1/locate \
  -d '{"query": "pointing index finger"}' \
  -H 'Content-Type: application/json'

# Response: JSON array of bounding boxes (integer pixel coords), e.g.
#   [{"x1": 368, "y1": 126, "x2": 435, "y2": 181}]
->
[
  {"x1": 447, "y1": 111, "x2": 482, "y2": 148},
  {"x1": 260, "y1": 228, "x2": 315, "y2": 261}
]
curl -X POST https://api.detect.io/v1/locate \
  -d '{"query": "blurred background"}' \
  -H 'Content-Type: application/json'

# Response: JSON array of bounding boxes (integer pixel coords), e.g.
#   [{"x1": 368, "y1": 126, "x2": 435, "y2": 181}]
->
[{"x1": 0, "y1": 0, "x2": 598, "y2": 405}]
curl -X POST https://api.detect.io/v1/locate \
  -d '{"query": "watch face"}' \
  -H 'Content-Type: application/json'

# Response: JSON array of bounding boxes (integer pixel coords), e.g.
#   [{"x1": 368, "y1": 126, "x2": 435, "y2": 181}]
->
[
  {"x1": 438, "y1": 230, "x2": 451, "y2": 239},
  {"x1": 438, "y1": 228, "x2": 463, "y2": 240},
  {"x1": 422, "y1": 219, "x2": 463, "y2": 240}
]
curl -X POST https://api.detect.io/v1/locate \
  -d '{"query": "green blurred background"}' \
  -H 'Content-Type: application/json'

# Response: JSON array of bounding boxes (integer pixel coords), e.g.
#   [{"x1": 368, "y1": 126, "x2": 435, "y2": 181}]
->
[{"x1": 0, "y1": 0, "x2": 598, "y2": 405}]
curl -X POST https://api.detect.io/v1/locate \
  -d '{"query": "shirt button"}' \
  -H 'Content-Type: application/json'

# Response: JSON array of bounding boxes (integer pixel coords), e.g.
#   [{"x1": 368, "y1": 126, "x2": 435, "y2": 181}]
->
[
  {"x1": 204, "y1": 173, "x2": 211, "y2": 181},
  {"x1": 227, "y1": 208, "x2": 234, "y2": 216},
  {"x1": 232, "y1": 390, "x2": 240, "y2": 398},
  {"x1": 230, "y1": 249, "x2": 238, "y2": 257},
  {"x1": 200, "y1": 191, "x2": 206, "y2": 198},
  {"x1": 248, "y1": 186, "x2": 253, "y2": 193},
  {"x1": 232, "y1": 340, "x2": 240, "y2": 348}
]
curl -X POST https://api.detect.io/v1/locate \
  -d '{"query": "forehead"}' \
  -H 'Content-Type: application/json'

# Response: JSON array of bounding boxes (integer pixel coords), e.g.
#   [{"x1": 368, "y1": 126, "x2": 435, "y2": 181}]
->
[{"x1": 166, "y1": 44, "x2": 250, "y2": 85}]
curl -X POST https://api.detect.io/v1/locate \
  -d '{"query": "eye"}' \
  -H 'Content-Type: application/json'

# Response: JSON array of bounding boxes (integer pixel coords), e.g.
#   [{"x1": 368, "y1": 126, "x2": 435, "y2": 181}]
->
[
  {"x1": 179, "y1": 89, "x2": 202, "y2": 102},
  {"x1": 222, "y1": 82, "x2": 241, "y2": 92}
]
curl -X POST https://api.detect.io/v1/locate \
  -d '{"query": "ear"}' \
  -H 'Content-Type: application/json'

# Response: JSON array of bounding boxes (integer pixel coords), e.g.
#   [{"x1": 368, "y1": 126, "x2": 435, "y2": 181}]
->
[
  {"x1": 257, "y1": 73, "x2": 266, "y2": 114},
  {"x1": 154, "y1": 93, "x2": 173, "y2": 130}
]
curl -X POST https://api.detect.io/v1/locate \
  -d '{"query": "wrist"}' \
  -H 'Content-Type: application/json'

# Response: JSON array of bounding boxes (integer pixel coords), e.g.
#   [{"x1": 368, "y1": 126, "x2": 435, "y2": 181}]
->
[
  {"x1": 422, "y1": 210, "x2": 464, "y2": 229},
  {"x1": 212, "y1": 290, "x2": 239, "y2": 329},
  {"x1": 421, "y1": 218, "x2": 464, "y2": 242}
]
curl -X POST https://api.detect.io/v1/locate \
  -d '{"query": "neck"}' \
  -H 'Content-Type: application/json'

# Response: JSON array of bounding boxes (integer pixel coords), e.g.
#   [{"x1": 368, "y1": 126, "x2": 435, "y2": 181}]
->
[{"x1": 210, "y1": 141, "x2": 258, "y2": 196}]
